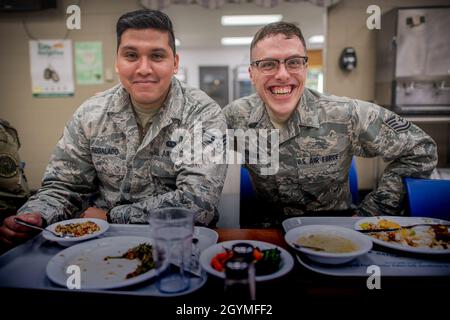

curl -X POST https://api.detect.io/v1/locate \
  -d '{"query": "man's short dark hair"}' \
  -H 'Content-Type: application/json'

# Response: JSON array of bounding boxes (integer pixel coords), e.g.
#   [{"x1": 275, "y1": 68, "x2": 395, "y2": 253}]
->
[
  {"x1": 250, "y1": 22, "x2": 306, "y2": 58},
  {"x1": 116, "y1": 9, "x2": 176, "y2": 55}
]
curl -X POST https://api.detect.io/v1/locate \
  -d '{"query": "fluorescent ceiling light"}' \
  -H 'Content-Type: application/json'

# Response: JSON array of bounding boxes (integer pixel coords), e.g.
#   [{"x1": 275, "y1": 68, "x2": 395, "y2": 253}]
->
[
  {"x1": 221, "y1": 37, "x2": 253, "y2": 46},
  {"x1": 175, "y1": 38, "x2": 181, "y2": 46},
  {"x1": 308, "y1": 35, "x2": 324, "y2": 44},
  {"x1": 221, "y1": 15, "x2": 283, "y2": 26}
]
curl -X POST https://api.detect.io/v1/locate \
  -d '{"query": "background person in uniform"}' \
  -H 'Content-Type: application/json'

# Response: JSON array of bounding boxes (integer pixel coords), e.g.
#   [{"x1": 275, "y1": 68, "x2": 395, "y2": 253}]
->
[
  {"x1": 0, "y1": 10, "x2": 227, "y2": 249},
  {"x1": 0, "y1": 119, "x2": 29, "y2": 223},
  {"x1": 223, "y1": 22, "x2": 437, "y2": 227}
]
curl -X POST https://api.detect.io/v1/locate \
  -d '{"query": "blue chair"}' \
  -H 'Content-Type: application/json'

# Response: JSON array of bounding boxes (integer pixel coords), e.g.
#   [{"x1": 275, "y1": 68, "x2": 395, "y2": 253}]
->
[
  {"x1": 240, "y1": 166, "x2": 256, "y2": 202},
  {"x1": 349, "y1": 158, "x2": 359, "y2": 204},
  {"x1": 404, "y1": 177, "x2": 450, "y2": 220},
  {"x1": 240, "y1": 159, "x2": 359, "y2": 204}
]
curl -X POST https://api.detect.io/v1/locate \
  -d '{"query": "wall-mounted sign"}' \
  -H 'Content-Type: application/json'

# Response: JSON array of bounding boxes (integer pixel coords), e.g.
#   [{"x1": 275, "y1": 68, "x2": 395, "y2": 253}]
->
[
  {"x1": 29, "y1": 40, "x2": 74, "y2": 97},
  {"x1": 75, "y1": 41, "x2": 104, "y2": 85}
]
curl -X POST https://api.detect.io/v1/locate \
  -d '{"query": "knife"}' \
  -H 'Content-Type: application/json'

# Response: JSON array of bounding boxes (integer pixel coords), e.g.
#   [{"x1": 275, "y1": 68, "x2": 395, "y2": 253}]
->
[{"x1": 357, "y1": 223, "x2": 449, "y2": 233}]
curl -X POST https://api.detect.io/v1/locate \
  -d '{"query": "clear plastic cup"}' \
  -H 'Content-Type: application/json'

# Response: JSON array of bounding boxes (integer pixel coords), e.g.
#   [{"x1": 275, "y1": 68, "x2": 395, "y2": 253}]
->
[{"x1": 149, "y1": 208, "x2": 194, "y2": 293}]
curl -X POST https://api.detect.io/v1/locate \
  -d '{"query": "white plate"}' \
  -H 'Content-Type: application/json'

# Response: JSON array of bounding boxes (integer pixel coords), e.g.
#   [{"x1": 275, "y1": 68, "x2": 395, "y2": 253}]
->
[
  {"x1": 354, "y1": 216, "x2": 450, "y2": 255},
  {"x1": 43, "y1": 218, "x2": 109, "y2": 245},
  {"x1": 46, "y1": 236, "x2": 164, "y2": 290},
  {"x1": 199, "y1": 240, "x2": 294, "y2": 281}
]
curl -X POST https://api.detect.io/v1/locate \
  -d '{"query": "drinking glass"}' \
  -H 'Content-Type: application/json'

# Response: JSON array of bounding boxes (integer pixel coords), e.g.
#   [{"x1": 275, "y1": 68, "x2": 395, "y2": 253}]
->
[{"x1": 149, "y1": 207, "x2": 194, "y2": 293}]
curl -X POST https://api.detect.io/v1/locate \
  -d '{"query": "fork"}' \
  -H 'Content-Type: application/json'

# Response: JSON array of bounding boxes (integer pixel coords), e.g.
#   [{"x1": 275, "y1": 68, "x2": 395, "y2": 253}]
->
[
  {"x1": 357, "y1": 223, "x2": 450, "y2": 233},
  {"x1": 14, "y1": 217, "x2": 76, "y2": 238}
]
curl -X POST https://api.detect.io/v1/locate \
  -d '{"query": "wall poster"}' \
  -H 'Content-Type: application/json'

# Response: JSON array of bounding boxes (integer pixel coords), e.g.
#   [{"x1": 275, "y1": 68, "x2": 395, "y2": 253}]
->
[{"x1": 29, "y1": 39, "x2": 74, "y2": 97}]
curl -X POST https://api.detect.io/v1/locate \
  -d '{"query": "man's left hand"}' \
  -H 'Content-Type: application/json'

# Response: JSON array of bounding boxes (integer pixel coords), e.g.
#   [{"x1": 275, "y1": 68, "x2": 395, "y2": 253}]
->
[{"x1": 81, "y1": 207, "x2": 108, "y2": 221}]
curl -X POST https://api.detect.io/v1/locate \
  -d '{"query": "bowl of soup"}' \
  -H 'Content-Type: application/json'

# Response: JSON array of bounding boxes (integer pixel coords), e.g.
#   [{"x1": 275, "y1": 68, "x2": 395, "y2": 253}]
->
[{"x1": 284, "y1": 225, "x2": 372, "y2": 265}]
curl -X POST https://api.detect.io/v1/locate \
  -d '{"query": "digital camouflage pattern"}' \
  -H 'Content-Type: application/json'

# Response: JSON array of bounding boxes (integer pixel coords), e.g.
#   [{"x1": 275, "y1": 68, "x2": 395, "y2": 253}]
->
[
  {"x1": 224, "y1": 88, "x2": 437, "y2": 220},
  {"x1": 0, "y1": 119, "x2": 29, "y2": 218},
  {"x1": 18, "y1": 78, "x2": 227, "y2": 226}
]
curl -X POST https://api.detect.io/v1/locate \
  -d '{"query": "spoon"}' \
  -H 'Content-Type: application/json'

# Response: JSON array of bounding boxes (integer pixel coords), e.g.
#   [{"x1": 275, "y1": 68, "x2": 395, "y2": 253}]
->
[
  {"x1": 291, "y1": 242, "x2": 326, "y2": 252},
  {"x1": 14, "y1": 217, "x2": 76, "y2": 238}
]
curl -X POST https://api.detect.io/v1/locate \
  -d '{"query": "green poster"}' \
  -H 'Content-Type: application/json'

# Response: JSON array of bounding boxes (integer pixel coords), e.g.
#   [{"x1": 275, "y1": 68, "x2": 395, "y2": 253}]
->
[{"x1": 75, "y1": 42, "x2": 103, "y2": 84}]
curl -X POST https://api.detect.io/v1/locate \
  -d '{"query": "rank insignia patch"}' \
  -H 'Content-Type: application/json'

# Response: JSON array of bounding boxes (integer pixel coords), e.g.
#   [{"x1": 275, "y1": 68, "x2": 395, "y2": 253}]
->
[{"x1": 384, "y1": 115, "x2": 411, "y2": 133}]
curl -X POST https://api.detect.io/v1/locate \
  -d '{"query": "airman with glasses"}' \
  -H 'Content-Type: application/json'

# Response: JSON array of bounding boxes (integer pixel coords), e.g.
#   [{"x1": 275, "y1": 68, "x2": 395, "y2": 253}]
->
[{"x1": 223, "y1": 22, "x2": 437, "y2": 227}]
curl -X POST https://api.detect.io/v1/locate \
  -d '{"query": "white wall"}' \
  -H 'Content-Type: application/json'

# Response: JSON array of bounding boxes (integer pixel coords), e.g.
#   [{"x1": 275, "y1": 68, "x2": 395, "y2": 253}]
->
[{"x1": 217, "y1": 164, "x2": 241, "y2": 228}]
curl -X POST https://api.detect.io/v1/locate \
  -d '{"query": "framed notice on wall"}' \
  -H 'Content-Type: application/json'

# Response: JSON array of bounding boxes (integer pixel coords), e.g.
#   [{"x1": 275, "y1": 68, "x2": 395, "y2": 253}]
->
[{"x1": 29, "y1": 40, "x2": 74, "y2": 97}]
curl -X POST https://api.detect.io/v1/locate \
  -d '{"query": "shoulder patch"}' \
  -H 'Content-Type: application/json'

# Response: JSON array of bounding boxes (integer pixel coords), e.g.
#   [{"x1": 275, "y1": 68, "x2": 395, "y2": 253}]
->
[
  {"x1": 0, "y1": 154, "x2": 17, "y2": 178},
  {"x1": 384, "y1": 115, "x2": 411, "y2": 133}
]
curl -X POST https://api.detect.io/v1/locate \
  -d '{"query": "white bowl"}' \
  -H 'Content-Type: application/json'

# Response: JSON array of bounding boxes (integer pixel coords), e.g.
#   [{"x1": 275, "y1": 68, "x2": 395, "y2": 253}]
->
[
  {"x1": 194, "y1": 227, "x2": 219, "y2": 252},
  {"x1": 43, "y1": 218, "x2": 109, "y2": 246},
  {"x1": 284, "y1": 225, "x2": 372, "y2": 265}
]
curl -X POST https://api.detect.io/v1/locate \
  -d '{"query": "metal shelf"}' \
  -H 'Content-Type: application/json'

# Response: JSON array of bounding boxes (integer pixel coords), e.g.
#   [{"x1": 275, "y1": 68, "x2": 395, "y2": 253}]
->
[{"x1": 403, "y1": 116, "x2": 450, "y2": 123}]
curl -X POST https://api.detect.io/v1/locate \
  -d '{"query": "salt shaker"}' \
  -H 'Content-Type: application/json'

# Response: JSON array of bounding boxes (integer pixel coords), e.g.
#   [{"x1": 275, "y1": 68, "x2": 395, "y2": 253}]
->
[
  {"x1": 231, "y1": 242, "x2": 254, "y2": 261},
  {"x1": 224, "y1": 243, "x2": 256, "y2": 300}
]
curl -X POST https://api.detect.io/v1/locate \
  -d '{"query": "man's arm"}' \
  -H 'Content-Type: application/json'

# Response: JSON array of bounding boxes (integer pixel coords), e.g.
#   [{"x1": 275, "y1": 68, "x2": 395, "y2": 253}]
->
[
  {"x1": 352, "y1": 100, "x2": 437, "y2": 216},
  {"x1": 108, "y1": 166, "x2": 226, "y2": 226},
  {"x1": 17, "y1": 110, "x2": 97, "y2": 224},
  {"x1": 0, "y1": 213, "x2": 42, "y2": 250}
]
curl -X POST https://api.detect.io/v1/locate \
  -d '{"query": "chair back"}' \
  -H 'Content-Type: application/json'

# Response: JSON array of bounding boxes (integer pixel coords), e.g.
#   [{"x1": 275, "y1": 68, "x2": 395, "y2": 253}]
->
[
  {"x1": 349, "y1": 158, "x2": 359, "y2": 204},
  {"x1": 240, "y1": 167, "x2": 255, "y2": 201},
  {"x1": 404, "y1": 177, "x2": 450, "y2": 220}
]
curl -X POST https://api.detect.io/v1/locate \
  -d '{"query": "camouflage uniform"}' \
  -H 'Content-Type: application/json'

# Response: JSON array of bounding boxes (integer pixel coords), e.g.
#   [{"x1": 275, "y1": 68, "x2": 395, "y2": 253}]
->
[
  {"x1": 0, "y1": 119, "x2": 29, "y2": 220},
  {"x1": 18, "y1": 78, "x2": 227, "y2": 226},
  {"x1": 224, "y1": 88, "x2": 437, "y2": 222}
]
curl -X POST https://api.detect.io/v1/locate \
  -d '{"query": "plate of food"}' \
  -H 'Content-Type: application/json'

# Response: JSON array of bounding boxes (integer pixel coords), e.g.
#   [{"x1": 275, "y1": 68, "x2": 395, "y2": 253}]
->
[
  {"x1": 46, "y1": 236, "x2": 165, "y2": 290},
  {"x1": 199, "y1": 240, "x2": 294, "y2": 281},
  {"x1": 43, "y1": 218, "x2": 109, "y2": 245},
  {"x1": 354, "y1": 216, "x2": 450, "y2": 254}
]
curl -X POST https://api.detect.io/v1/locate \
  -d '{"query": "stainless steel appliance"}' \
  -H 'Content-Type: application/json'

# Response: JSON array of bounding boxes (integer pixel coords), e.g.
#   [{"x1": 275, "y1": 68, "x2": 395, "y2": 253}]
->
[
  {"x1": 199, "y1": 66, "x2": 229, "y2": 108},
  {"x1": 375, "y1": 7, "x2": 450, "y2": 115}
]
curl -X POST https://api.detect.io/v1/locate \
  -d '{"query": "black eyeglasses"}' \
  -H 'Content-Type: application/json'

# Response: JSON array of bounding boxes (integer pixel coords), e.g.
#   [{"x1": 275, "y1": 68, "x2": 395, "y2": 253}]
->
[{"x1": 250, "y1": 56, "x2": 308, "y2": 74}]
